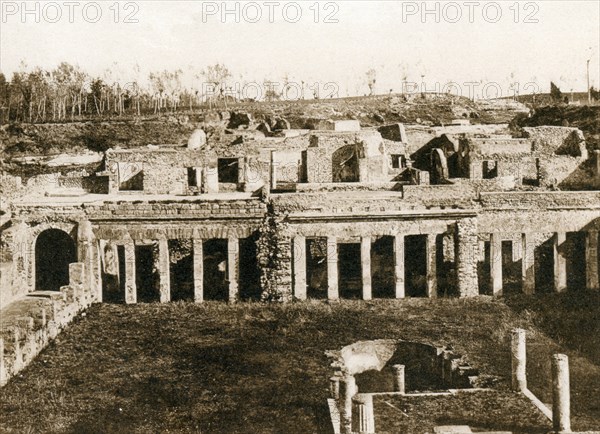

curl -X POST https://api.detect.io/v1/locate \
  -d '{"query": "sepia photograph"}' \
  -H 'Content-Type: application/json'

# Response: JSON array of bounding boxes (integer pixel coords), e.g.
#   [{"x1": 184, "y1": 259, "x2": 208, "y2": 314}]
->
[{"x1": 0, "y1": 1, "x2": 599, "y2": 432}]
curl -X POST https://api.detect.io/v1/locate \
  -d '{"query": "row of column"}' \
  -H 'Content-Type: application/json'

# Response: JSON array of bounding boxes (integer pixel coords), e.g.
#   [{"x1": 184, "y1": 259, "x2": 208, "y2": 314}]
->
[
  {"x1": 489, "y1": 230, "x2": 599, "y2": 295},
  {"x1": 120, "y1": 237, "x2": 240, "y2": 304},
  {"x1": 292, "y1": 234, "x2": 438, "y2": 300}
]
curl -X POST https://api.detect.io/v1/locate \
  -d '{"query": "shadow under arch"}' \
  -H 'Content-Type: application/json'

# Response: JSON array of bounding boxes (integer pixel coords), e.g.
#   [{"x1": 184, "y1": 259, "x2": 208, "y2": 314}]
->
[
  {"x1": 332, "y1": 144, "x2": 361, "y2": 182},
  {"x1": 35, "y1": 228, "x2": 77, "y2": 291}
]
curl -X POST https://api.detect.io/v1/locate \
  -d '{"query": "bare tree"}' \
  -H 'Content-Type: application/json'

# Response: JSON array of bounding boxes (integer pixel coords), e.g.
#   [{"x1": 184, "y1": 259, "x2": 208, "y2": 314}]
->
[
  {"x1": 366, "y1": 68, "x2": 377, "y2": 96},
  {"x1": 202, "y1": 63, "x2": 232, "y2": 109}
]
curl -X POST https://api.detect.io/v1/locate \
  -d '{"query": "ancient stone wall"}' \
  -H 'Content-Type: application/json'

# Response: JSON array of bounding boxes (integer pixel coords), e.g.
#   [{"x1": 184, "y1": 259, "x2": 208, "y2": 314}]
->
[
  {"x1": 402, "y1": 185, "x2": 476, "y2": 207},
  {"x1": 470, "y1": 138, "x2": 532, "y2": 156},
  {"x1": 306, "y1": 131, "x2": 387, "y2": 183},
  {"x1": 0, "y1": 262, "x2": 95, "y2": 387},
  {"x1": 523, "y1": 126, "x2": 584, "y2": 156}
]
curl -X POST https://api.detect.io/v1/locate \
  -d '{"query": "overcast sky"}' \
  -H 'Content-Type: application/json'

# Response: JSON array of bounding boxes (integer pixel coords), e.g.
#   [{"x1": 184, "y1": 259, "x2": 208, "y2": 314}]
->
[{"x1": 1, "y1": 0, "x2": 598, "y2": 98}]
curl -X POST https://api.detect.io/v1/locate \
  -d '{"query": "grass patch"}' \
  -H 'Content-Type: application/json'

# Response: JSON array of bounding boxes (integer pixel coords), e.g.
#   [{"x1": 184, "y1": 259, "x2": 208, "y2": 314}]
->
[
  {"x1": 0, "y1": 297, "x2": 598, "y2": 433},
  {"x1": 375, "y1": 391, "x2": 551, "y2": 433}
]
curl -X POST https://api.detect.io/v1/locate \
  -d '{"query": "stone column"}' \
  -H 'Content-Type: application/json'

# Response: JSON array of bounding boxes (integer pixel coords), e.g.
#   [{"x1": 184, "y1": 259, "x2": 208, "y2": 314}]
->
[
  {"x1": 0, "y1": 338, "x2": 6, "y2": 387},
  {"x1": 511, "y1": 328, "x2": 527, "y2": 392},
  {"x1": 77, "y1": 220, "x2": 95, "y2": 299},
  {"x1": 394, "y1": 234, "x2": 405, "y2": 298},
  {"x1": 330, "y1": 376, "x2": 340, "y2": 399},
  {"x1": 586, "y1": 230, "x2": 599, "y2": 290},
  {"x1": 361, "y1": 237, "x2": 372, "y2": 300},
  {"x1": 392, "y1": 364, "x2": 406, "y2": 393},
  {"x1": 552, "y1": 354, "x2": 571, "y2": 433},
  {"x1": 124, "y1": 240, "x2": 137, "y2": 304},
  {"x1": 512, "y1": 235, "x2": 522, "y2": 261},
  {"x1": 193, "y1": 238, "x2": 204, "y2": 303},
  {"x1": 553, "y1": 232, "x2": 567, "y2": 293},
  {"x1": 426, "y1": 234, "x2": 437, "y2": 298},
  {"x1": 93, "y1": 240, "x2": 102, "y2": 302},
  {"x1": 351, "y1": 394, "x2": 375, "y2": 434},
  {"x1": 522, "y1": 233, "x2": 536, "y2": 295},
  {"x1": 339, "y1": 375, "x2": 356, "y2": 434},
  {"x1": 228, "y1": 237, "x2": 239, "y2": 302},
  {"x1": 456, "y1": 218, "x2": 479, "y2": 297},
  {"x1": 158, "y1": 238, "x2": 171, "y2": 303},
  {"x1": 490, "y1": 233, "x2": 503, "y2": 296},
  {"x1": 270, "y1": 150, "x2": 277, "y2": 190},
  {"x1": 327, "y1": 237, "x2": 339, "y2": 300},
  {"x1": 293, "y1": 236, "x2": 307, "y2": 300}
]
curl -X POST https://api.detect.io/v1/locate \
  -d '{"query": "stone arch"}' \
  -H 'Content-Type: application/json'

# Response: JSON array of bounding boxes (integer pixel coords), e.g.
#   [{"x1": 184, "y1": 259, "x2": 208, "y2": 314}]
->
[
  {"x1": 431, "y1": 148, "x2": 449, "y2": 184},
  {"x1": 332, "y1": 144, "x2": 360, "y2": 182},
  {"x1": 34, "y1": 226, "x2": 77, "y2": 291}
]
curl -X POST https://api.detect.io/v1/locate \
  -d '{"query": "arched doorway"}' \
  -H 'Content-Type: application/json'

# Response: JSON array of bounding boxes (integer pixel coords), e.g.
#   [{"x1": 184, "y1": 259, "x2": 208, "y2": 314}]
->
[{"x1": 35, "y1": 229, "x2": 77, "y2": 291}]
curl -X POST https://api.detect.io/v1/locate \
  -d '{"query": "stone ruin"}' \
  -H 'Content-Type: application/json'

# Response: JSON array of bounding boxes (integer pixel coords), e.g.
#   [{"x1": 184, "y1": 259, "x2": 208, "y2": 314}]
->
[
  {"x1": 1, "y1": 118, "x2": 599, "y2": 308},
  {"x1": 324, "y1": 333, "x2": 577, "y2": 434},
  {"x1": 0, "y1": 117, "x2": 599, "y2": 384}
]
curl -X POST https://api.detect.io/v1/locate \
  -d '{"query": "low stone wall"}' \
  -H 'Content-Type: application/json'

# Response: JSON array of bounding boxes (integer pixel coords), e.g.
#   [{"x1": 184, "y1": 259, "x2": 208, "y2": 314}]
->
[
  {"x1": 12, "y1": 197, "x2": 267, "y2": 222},
  {"x1": 0, "y1": 262, "x2": 94, "y2": 387},
  {"x1": 480, "y1": 191, "x2": 600, "y2": 210},
  {"x1": 402, "y1": 184, "x2": 476, "y2": 207}
]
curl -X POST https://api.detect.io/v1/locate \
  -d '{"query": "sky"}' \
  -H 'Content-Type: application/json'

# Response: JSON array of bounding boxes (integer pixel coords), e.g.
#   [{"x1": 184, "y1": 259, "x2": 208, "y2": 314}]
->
[{"x1": 1, "y1": 0, "x2": 599, "y2": 98}]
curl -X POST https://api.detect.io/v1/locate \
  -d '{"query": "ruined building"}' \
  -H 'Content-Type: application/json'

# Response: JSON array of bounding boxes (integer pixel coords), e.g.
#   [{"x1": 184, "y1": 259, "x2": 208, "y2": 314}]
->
[{"x1": 2, "y1": 118, "x2": 600, "y2": 311}]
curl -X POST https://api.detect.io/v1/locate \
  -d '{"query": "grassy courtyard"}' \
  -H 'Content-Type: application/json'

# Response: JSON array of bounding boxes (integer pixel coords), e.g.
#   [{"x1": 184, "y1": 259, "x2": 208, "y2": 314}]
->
[{"x1": 0, "y1": 293, "x2": 599, "y2": 433}]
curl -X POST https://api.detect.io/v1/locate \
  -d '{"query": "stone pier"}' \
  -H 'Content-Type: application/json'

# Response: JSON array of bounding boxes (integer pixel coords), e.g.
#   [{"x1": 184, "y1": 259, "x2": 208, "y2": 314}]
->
[
  {"x1": 293, "y1": 236, "x2": 307, "y2": 300},
  {"x1": 228, "y1": 237, "x2": 239, "y2": 302},
  {"x1": 361, "y1": 237, "x2": 372, "y2": 300},
  {"x1": 78, "y1": 220, "x2": 96, "y2": 301},
  {"x1": 124, "y1": 240, "x2": 136, "y2": 304},
  {"x1": 522, "y1": 233, "x2": 536, "y2": 295},
  {"x1": 456, "y1": 218, "x2": 479, "y2": 297},
  {"x1": 158, "y1": 238, "x2": 171, "y2": 303},
  {"x1": 193, "y1": 238, "x2": 204, "y2": 303},
  {"x1": 553, "y1": 232, "x2": 567, "y2": 293},
  {"x1": 552, "y1": 353, "x2": 571, "y2": 433},
  {"x1": 327, "y1": 237, "x2": 339, "y2": 300},
  {"x1": 490, "y1": 232, "x2": 503, "y2": 296},
  {"x1": 394, "y1": 234, "x2": 405, "y2": 298},
  {"x1": 586, "y1": 230, "x2": 599, "y2": 290},
  {"x1": 426, "y1": 234, "x2": 437, "y2": 298}
]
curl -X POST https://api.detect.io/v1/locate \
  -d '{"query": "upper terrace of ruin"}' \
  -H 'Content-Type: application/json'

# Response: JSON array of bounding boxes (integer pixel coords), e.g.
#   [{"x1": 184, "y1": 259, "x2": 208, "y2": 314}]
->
[{"x1": 5, "y1": 115, "x2": 599, "y2": 203}]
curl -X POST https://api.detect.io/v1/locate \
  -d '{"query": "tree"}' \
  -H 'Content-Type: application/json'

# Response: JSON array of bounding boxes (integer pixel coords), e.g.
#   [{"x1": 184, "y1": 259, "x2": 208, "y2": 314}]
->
[
  {"x1": 550, "y1": 81, "x2": 563, "y2": 102},
  {"x1": 366, "y1": 69, "x2": 377, "y2": 96},
  {"x1": 0, "y1": 73, "x2": 9, "y2": 124},
  {"x1": 590, "y1": 86, "x2": 600, "y2": 101},
  {"x1": 202, "y1": 63, "x2": 232, "y2": 108}
]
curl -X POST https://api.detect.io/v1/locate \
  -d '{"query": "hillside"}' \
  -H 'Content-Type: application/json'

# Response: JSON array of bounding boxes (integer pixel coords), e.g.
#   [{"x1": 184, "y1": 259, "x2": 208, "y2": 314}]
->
[{"x1": 0, "y1": 94, "x2": 528, "y2": 163}]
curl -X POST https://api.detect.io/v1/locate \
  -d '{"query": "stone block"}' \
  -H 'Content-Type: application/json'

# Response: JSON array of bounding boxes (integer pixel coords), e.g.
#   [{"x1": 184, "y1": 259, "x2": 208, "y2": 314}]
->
[
  {"x1": 187, "y1": 128, "x2": 207, "y2": 149},
  {"x1": 69, "y1": 263, "x2": 84, "y2": 287}
]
